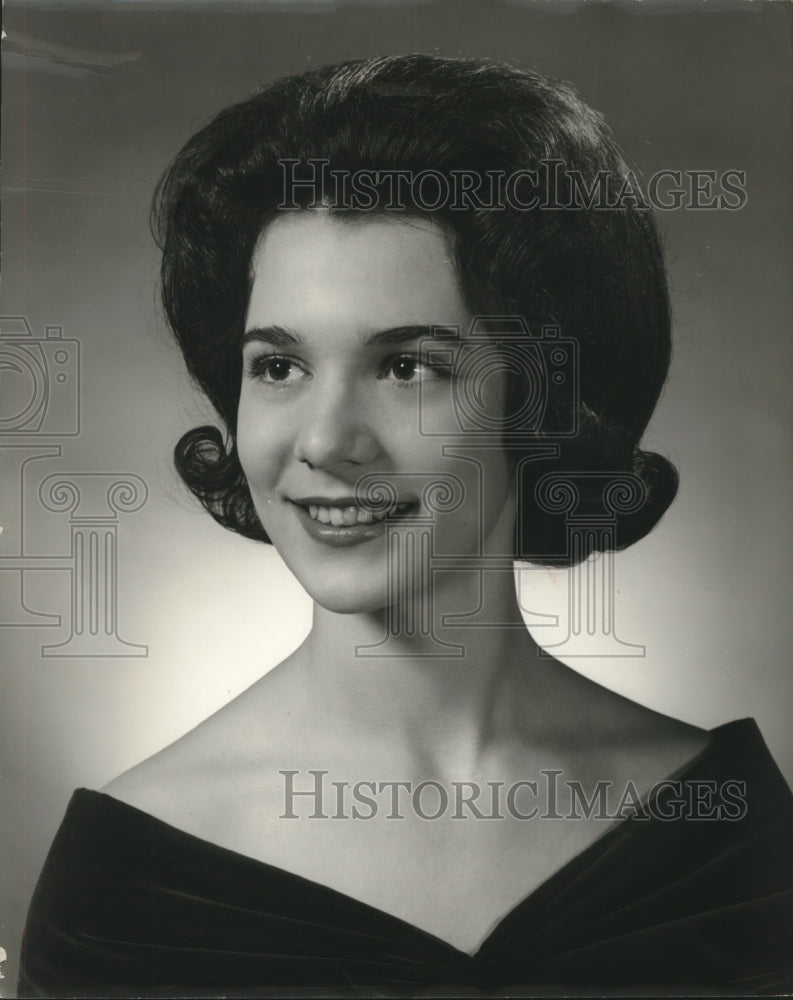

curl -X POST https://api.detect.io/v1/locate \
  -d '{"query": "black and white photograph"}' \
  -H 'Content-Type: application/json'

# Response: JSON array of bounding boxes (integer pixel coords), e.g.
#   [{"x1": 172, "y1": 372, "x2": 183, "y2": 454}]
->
[{"x1": 2, "y1": 1, "x2": 792, "y2": 995}]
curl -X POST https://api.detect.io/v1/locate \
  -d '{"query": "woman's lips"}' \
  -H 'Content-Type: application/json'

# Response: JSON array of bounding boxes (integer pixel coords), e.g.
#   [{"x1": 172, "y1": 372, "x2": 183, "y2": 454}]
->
[
  {"x1": 305, "y1": 502, "x2": 414, "y2": 526},
  {"x1": 289, "y1": 499, "x2": 419, "y2": 547}
]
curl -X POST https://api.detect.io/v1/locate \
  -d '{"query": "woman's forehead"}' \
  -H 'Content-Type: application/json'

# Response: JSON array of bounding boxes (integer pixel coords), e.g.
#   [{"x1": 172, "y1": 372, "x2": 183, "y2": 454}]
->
[{"x1": 246, "y1": 212, "x2": 471, "y2": 338}]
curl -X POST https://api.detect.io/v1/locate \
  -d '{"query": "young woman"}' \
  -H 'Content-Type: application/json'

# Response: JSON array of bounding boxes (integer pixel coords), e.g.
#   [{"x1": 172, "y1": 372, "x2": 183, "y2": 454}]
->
[{"x1": 18, "y1": 55, "x2": 793, "y2": 997}]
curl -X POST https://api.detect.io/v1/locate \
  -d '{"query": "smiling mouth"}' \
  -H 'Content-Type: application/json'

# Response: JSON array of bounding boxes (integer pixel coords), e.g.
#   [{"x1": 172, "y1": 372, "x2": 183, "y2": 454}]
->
[{"x1": 291, "y1": 498, "x2": 418, "y2": 526}]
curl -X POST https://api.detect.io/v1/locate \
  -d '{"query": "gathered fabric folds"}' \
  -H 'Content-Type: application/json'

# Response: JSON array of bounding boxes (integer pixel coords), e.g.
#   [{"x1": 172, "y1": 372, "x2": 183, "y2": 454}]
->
[{"x1": 18, "y1": 718, "x2": 793, "y2": 997}]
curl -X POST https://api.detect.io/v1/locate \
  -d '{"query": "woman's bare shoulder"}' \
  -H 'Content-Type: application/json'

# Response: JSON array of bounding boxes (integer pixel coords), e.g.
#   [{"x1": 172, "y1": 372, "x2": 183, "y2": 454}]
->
[
  {"x1": 547, "y1": 664, "x2": 712, "y2": 791},
  {"x1": 100, "y1": 653, "x2": 307, "y2": 832}
]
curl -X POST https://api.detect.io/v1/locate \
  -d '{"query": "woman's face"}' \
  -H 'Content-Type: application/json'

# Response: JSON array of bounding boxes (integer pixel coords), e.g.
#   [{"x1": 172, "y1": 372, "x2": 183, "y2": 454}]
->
[{"x1": 238, "y1": 211, "x2": 515, "y2": 614}]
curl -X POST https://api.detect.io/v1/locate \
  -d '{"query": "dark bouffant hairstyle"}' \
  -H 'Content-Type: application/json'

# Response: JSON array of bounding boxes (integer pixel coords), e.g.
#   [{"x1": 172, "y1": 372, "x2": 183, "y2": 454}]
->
[{"x1": 153, "y1": 53, "x2": 678, "y2": 566}]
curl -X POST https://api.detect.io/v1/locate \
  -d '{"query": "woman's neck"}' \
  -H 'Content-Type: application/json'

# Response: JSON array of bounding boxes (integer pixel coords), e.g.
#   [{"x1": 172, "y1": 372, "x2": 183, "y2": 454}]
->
[{"x1": 290, "y1": 564, "x2": 549, "y2": 778}]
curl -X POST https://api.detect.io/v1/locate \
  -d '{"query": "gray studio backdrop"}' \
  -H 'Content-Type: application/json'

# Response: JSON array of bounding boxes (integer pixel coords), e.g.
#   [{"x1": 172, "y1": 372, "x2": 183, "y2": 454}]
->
[{"x1": 2, "y1": 0, "x2": 792, "y2": 992}]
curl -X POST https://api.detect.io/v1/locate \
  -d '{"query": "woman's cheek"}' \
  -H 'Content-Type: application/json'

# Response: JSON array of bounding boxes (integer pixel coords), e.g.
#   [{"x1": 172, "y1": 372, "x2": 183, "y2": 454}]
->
[{"x1": 238, "y1": 402, "x2": 287, "y2": 484}]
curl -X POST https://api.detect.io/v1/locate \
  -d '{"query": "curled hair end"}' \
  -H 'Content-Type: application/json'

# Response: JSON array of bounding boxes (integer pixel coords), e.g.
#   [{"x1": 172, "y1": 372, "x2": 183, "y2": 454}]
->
[{"x1": 174, "y1": 426, "x2": 269, "y2": 543}]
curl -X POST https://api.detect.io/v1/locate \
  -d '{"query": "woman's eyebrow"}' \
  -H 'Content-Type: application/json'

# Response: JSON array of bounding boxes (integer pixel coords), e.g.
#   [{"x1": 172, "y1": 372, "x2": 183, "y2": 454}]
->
[
  {"x1": 242, "y1": 325, "x2": 303, "y2": 348},
  {"x1": 242, "y1": 325, "x2": 457, "y2": 348},
  {"x1": 362, "y1": 325, "x2": 439, "y2": 347}
]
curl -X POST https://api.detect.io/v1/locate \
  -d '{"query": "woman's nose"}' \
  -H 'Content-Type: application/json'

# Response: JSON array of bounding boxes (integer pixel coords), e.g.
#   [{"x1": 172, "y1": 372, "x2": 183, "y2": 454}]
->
[{"x1": 293, "y1": 380, "x2": 381, "y2": 471}]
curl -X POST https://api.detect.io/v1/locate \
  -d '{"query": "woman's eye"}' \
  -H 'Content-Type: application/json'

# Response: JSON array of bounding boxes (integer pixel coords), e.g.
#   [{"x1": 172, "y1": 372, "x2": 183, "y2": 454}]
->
[
  {"x1": 385, "y1": 355, "x2": 447, "y2": 384},
  {"x1": 390, "y1": 357, "x2": 420, "y2": 381},
  {"x1": 247, "y1": 355, "x2": 306, "y2": 384}
]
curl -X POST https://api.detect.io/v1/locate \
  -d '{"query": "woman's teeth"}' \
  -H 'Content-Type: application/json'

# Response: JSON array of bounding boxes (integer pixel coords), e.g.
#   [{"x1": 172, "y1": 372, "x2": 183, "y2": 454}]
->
[{"x1": 306, "y1": 504, "x2": 411, "y2": 525}]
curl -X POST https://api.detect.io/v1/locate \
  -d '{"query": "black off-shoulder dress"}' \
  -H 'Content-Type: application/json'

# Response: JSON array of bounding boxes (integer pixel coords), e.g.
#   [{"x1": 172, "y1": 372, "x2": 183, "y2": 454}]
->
[{"x1": 17, "y1": 718, "x2": 793, "y2": 997}]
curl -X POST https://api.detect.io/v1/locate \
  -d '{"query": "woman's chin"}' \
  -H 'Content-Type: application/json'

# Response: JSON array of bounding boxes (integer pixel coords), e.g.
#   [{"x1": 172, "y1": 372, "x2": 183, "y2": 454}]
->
[{"x1": 310, "y1": 589, "x2": 388, "y2": 615}]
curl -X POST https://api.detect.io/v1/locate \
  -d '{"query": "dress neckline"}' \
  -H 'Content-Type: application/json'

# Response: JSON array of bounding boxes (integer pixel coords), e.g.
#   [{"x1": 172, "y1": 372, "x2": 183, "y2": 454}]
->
[{"x1": 77, "y1": 716, "x2": 759, "y2": 961}]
